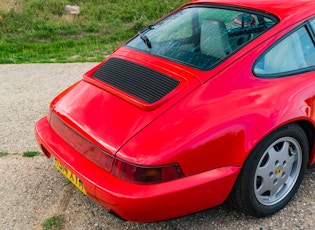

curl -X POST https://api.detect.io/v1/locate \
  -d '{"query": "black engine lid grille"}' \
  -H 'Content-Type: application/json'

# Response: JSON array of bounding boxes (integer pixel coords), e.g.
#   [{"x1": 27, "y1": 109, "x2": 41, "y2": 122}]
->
[{"x1": 92, "y1": 58, "x2": 180, "y2": 104}]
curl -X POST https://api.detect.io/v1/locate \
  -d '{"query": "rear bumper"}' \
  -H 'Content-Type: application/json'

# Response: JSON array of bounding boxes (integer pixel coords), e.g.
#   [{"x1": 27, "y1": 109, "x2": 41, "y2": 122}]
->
[{"x1": 35, "y1": 116, "x2": 240, "y2": 222}]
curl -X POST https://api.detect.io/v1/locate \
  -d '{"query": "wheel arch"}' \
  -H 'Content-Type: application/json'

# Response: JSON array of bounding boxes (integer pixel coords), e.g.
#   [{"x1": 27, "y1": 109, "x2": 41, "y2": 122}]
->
[
  {"x1": 228, "y1": 119, "x2": 311, "y2": 217},
  {"x1": 295, "y1": 120, "x2": 315, "y2": 165},
  {"x1": 248, "y1": 119, "x2": 315, "y2": 166}
]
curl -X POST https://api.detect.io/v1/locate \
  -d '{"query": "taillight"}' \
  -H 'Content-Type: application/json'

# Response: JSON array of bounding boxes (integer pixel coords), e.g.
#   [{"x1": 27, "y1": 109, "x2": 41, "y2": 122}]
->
[
  {"x1": 112, "y1": 158, "x2": 184, "y2": 184},
  {"x1": 84, "y1": 147, "x2": 114, "y2": 172},
  {"x1": 50, "y1": 112, "x2": 114, "y2": 172},
  {"x1": 49, "y1": 111, "x2": 184, "y2": 184}
]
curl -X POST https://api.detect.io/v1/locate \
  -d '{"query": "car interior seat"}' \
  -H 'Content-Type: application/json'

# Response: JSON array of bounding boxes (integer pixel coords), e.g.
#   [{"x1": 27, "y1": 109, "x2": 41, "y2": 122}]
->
[{"x1": 200, "y1": 19, "x2": 232, "y2": 59}]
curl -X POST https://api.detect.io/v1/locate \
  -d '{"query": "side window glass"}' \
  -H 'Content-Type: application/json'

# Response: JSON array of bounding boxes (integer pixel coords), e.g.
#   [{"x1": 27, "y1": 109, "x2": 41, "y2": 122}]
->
[{"x1": 254, "y1": 26, "x2": 315, "y2": 76}]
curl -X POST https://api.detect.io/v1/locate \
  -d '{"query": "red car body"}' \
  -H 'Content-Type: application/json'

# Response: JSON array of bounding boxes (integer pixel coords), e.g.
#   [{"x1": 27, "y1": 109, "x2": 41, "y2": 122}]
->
[{"x1": 35, "y1": 0, "x2": 315, "y2": 222}]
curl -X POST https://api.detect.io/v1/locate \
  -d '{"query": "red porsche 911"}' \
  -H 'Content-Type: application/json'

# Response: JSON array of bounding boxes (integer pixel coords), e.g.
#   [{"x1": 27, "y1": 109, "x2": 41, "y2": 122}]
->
[{"x1": 35, "y1": 0, "x2": 315, "y2": 222}]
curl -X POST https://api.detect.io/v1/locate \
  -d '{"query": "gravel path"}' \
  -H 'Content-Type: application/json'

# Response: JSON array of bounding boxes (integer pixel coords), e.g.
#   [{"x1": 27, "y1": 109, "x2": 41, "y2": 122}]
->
[{"x1": 0, "y1": 63, "x2": 315, "y2": 230}]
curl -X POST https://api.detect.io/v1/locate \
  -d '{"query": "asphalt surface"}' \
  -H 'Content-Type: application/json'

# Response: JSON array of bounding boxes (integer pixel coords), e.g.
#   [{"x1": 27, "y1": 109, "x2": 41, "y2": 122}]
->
[{"x1": 0, "y1": 63, "x2": 314, "y2": 229}]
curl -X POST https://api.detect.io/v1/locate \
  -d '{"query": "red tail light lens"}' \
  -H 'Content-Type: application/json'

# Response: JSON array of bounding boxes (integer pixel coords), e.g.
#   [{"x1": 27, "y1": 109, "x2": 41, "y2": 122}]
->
[
  {"x1": 50, "y1": 112, "x2": 114, "y2": 172},
  {"x1": 112, "y1": 159, "x2": 184, "y2": 184},
  {"x1": 49, "y1": 112, "x2": 183, "y2": 184},
  {"x1": 84, "y1": 147, "x2": 114, "y2": 172}
]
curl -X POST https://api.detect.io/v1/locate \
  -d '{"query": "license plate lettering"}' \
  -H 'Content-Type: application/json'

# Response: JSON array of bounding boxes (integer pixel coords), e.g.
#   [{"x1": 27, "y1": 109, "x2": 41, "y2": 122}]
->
[{"x1": 53, "y1": 158, "x2": 87, "y2": 195}]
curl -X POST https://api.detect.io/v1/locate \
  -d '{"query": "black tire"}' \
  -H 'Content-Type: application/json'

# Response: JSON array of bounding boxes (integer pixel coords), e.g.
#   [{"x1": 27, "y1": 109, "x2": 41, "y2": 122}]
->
[{"x1": 228, "y1": 123, "x2": 309, "y2": 217}]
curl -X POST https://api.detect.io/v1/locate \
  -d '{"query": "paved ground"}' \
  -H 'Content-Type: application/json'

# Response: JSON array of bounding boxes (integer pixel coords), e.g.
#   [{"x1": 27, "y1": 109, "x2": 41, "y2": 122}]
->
[{"x1": 0, "y1": 63, "x2": 315, "y2": 229}]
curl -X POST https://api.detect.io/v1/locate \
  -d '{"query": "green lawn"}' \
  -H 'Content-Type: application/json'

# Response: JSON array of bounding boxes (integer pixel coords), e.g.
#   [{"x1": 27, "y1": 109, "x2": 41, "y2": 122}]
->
[{"x1": 0, "y1": 0, "x2": 187, "y2": 64}]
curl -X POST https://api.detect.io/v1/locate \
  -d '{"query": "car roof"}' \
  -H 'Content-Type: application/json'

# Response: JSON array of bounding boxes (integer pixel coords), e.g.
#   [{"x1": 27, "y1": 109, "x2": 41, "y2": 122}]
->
[{"x1": 189, "y1": 0, "x2": 315, "y2": 23}]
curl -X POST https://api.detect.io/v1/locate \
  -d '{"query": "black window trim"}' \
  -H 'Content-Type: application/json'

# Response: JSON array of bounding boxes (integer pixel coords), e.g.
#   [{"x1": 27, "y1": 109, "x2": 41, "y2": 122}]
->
[
  {"x1": 307, "y1": 17, "x2": 315, "y2": 40},
  {"x1": 253, "y1": 19, "x2": 315, "y2": 79}
]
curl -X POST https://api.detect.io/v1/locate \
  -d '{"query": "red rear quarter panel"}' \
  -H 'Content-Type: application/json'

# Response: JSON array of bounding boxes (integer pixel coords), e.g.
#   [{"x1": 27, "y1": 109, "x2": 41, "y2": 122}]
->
[{"x1": 118, "y1": 31, "x2": 315, "y2": 175}]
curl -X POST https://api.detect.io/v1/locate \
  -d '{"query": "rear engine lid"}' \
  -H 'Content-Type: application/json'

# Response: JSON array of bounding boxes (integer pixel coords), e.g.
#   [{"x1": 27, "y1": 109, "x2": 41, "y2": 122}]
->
[
  {"x1": 51, "y1": 50, "x2": 201, "y2": 155},
  {"x1": 83, "y1": 48, "x2": 202, "y2": 110}
]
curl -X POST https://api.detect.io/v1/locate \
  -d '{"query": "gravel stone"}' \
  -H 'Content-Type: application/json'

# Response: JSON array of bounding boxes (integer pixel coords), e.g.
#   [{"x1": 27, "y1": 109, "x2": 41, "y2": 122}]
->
[{"x1": 0, "y1": 63, "x2": 314, "y2": 229}]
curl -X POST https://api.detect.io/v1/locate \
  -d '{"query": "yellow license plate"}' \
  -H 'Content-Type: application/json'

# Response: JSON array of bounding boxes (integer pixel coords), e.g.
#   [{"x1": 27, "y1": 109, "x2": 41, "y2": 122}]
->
[{"x1": 53, "y1": 157, "x2": 87, "y2": 195}]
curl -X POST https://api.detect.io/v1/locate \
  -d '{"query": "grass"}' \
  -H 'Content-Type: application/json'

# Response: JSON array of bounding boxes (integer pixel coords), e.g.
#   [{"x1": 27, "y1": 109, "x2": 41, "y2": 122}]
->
[
  {"x1": 0, "y1": 151, "x2": 39, "y2": 157},
  {"x1": 0, "y1": 0, "x2": 187, "y2": 64},
  {"x1": 42, "y1": 215, "x2": 64, "y2": 230},
  {"x1": 23, "y1": 151, "x2": 41, "y2": 157},
  {"x1": 0, "y1": 152, "x2": 9, "y2": 157}
]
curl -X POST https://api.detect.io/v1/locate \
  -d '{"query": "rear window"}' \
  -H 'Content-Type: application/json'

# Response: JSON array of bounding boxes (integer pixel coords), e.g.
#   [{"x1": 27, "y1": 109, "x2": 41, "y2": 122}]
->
[{"x1": 126, "y1": 6, "x2": 278, "y2": 70}]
